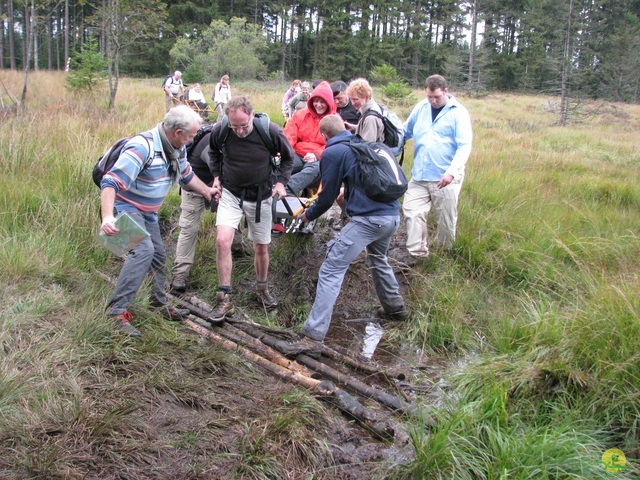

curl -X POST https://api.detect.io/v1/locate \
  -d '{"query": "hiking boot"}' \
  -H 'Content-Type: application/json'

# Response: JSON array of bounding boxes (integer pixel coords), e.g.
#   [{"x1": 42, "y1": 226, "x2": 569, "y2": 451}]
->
[
  {"x1": 209, "y1": 292, "x2": 234, "y2": 322},
  {"x1": 377, "y1": 306, "x2": 410, "y2": 322},
  {"x1": 160, "y1": 306, "x2": 190, "y2": 321},
  {"x1": 256, "y1": 285, "x2": 278, "y2": 310},
  {"x1": 170, "y1": 278, "x2": 187, "y2": 294},
  {"x1": 281, "y1": 335, "x2": 323, "y2": 358},
  {"x1": 111, "y1": 311, "x2": 141, "y2": 338}
]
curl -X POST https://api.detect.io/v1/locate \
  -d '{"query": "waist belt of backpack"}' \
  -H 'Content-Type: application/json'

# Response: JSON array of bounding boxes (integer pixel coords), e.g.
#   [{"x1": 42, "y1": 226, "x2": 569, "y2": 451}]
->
[{"x1": 237, "y1": 185, "x2": 263, "y2": 223}]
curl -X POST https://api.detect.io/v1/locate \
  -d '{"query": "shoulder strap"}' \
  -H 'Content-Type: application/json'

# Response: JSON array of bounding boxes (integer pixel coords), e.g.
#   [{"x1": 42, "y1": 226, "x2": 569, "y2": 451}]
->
[
  {"x1": 218, "y1": 115, "x2": 230, "y2": 145},
  {"x1": 361, "y1": 109, "x2": 383, "y2": 121},
  {"x1": 136, "y1": 132, "x2": 155, "y2": 168},
  {"x1": 253, "y1": 113, "x2": 278, "y2": 158}
]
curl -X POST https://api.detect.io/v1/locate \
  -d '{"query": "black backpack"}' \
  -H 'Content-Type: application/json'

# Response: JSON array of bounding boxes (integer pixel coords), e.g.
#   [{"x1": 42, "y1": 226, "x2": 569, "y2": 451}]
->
[
  {"x1": 344, "y1": 137, "x2": 408, "y2": 203},
  {"x1": 92, "y1": 134, "x2": 153, "y2": 188},
  {"x1": 186, "y1": 123, "x2": 215, "y2": 159},
  {"x1": 161, "y1": 74, "x2": 173, "y2": 89},
  {"x1": 361, "y1": 104, "x2": 405, "y2": 160}
]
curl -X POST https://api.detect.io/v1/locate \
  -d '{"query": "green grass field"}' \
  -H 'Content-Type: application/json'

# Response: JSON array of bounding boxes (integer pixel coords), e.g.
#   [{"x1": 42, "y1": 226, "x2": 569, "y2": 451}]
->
[{"x1": 1, "y1": 70, "x2": 639, "y2": 478}]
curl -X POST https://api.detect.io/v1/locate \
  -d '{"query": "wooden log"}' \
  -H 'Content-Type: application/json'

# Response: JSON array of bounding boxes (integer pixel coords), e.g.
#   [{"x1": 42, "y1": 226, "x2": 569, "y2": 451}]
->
[
  {"x1": 184, "y1": 320, "x2": 407, "y2": 441},
  {"x1": 184, "y1": 320, "x2": 319, "y2": 388},
  {"x1": 227, "y1": 320, "x2": 408, "y2": 414},
  {"x1": 216, "y1": 324, "x2": 314, "y2": 377},
  {"x1": 296, "y1": 354, "x2": 407, "y2": 413},
  {"x1": 230, "y1": 309, "x2": 390, "y2": 376}
]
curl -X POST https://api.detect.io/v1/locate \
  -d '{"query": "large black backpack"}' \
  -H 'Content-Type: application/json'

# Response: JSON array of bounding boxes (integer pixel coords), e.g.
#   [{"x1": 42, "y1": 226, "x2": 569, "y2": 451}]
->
[
  {"x1": 186, "y1": 123, "x2": 215, "y2": 159},
  {"x1": 343, "y1": 137, "x2": 408, "y2": 203},
  {"x1": 161, "y1": 74, "x2": 173, "y2": 89},
  {"x1": 92, "y1": 134, "x2": 153, "y2": 188}
]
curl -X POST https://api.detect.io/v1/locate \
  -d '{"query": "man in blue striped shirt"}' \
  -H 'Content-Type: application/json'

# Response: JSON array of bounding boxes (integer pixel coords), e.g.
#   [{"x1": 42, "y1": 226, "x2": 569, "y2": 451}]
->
[{"x1": 100, "y1": 105, "x2": 217, "y2": 337}]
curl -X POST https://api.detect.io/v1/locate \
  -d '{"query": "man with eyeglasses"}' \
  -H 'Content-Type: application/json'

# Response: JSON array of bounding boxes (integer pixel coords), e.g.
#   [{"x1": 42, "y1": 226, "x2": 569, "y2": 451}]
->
[
  {"x1": 207, "y1": 96, "x2": 295, "y2": 320},
  {"x1": 402, "y1": 74, "x2": 473, "y2": 259}
]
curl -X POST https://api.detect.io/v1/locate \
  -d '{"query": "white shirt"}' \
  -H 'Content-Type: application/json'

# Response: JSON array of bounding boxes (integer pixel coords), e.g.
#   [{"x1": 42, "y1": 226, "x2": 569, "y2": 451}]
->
[{"x1": 189, "y1": 89, "x2": 206, "y2": 103}]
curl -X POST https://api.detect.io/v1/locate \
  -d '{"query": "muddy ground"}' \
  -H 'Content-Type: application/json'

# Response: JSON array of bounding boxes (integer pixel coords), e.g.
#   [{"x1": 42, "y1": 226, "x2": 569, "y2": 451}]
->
[{"x1": 146, "y1": 204, "x2": 452, "y2": 479}]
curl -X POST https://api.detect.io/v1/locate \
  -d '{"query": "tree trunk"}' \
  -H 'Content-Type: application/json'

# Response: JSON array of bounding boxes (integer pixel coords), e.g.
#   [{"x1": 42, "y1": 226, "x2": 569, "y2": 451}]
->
[
  {"x1": 64, "y1": 0, "x2": 69, "y2": 70},
  {"x1": 32, "y1": 4, "x2": 38, "y2": 71},
  {"x1": 559, "y1": 0, "x2": 573, "y2": 126},
  {"x1": 8, "y1": 0, "x2": 16, "y2": 69},
  {"x1": 468, "y1": 0, "x2": 478, "y2": 90},
  {"x1": 21, "y1": 0, "x2": 35, "y2": 107},
  {"x1": 46, "y1": 6, "x2": 53, "y2": 70},
  {"x1": 0, "y1": 0, "x2": 4, "y2": 69}
]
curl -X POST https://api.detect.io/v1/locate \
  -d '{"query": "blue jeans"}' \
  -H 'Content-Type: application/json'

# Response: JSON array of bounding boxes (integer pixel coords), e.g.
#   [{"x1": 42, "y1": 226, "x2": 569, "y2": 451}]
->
[
  {"x1": 106, "y1": 210, "x2": 168, "y2": 315},
  {"x1": 300, "y1": 215, "x2": 404, "y2": 342}
]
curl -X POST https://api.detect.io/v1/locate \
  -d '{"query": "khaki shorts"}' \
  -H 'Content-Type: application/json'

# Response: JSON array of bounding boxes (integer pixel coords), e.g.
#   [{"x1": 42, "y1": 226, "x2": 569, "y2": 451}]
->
[{"x1": 215, "y1": 187, "x2": 273, "y2": 244}]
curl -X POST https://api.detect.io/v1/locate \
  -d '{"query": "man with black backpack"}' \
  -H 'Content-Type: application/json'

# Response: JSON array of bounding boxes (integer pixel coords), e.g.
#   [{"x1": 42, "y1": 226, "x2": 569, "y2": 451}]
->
[
  {"x1": 99, "y1": 106, "x2": 217, "y2": 337},
  {"x1": 285, "y1": 114, "x2": 409, "y2": 355},
  {"x1": 207, "y1": 96, "x2": 295, "y2": 320},
  {"x1": 163, "y1": 70, "x2": 184, "y2": 112}
]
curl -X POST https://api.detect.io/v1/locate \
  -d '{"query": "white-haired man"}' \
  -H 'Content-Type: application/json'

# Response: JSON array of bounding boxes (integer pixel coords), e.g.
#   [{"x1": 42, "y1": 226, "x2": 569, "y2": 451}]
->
[
  {"x1": 100, "y1": 105, "x2": 217, "y2": 337},
  {"x1": 163, "y1": 70, "x2": 185, "y2": 112}
]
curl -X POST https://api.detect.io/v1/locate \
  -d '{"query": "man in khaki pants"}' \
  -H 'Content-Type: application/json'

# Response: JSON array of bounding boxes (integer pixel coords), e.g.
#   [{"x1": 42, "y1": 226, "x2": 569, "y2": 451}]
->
[{"x1": 402, "y1": 74, "x2": 473, "y2": 258}]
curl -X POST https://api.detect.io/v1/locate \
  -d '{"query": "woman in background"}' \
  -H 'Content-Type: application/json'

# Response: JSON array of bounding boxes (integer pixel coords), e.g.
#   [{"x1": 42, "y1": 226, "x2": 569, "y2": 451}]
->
[
  {"x1": 281, "y1": 79, "x2": 301, "y2": 123},
  {"x1": 212, "y1": 74, "x2": 232, "y2": 122}
]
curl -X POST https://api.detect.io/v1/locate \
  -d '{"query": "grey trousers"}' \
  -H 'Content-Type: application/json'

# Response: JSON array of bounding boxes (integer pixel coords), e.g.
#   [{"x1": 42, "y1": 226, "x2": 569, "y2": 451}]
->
[
  {"x1": 300, "y1": 215, "x2": 404, "y2": 342},
  {"x1": 286, "y1": 161, "x2": 320, "y2": 196},
  {"x1": 106, "y1": 210, "x2": 168, "y2": 315}
]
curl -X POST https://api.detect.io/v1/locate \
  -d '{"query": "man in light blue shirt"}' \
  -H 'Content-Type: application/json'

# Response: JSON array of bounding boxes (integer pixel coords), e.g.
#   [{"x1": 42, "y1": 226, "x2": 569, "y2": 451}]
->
[{"x1": 402, "y1": 74, "x2": 472, "y2": 257}]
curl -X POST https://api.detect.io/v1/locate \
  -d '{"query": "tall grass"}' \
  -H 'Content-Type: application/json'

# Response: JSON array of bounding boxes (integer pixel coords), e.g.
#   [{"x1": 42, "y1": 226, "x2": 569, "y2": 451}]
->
[
  {"x1": 397, "y1": 94, "x2": 640, "y2": 477},
  {"x1": 1, "y1": 71, "x2": 639, "y2": 477}
]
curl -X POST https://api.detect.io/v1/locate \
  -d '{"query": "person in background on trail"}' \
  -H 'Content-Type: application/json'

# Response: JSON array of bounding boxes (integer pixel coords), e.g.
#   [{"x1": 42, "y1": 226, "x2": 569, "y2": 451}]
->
[
  {"x1": 163, "y1": 70, "x2": 185, "y2": 112},
  {"x1": 283, "y1": 80, "x2": 336, "y2": 197},
  {"x1": 282, "y1": 79, "x2": 302, "y2": 122},
  {"x1": 213, "y1": 74, "x2": 232, "y2": 122},
  {"x1": 206, "y1": 97, "x2": 295, "y2": 320},
  {"x1": 188, "y1": 83, "x2": 209, "y2": 111},
  {"x1": 402, "y1": 74, "x2": 473, "y2": 258},
  {"x1": 346, "y1": 78, "x2": 384, "y2": 143},
  {"x1": 100, "y1": 106, "x2": 217, "y2": 338},
  {"x1": 286, "y1": 81, "x2": 311, "y2": 119},
  {"x1": 331, "y1": 80, "x2": 359, "y2": 125},
  {"x1": 285, "y1": 114, "x2": 409, "y2": 354}
]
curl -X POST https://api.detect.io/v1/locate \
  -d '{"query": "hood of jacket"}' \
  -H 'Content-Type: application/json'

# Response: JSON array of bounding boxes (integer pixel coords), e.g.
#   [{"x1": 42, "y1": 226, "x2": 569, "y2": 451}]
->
[{"x1": 306, "y1": 81, "x2": 337, "y2": 119}]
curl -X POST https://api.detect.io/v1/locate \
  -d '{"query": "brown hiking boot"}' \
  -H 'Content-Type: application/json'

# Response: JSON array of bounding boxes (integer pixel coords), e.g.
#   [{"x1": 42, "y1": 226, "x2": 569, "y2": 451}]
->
[
  {"x1": 209, "y1": 291, "x2": 234, "y2": 321},
  {"x1": 256, "y1": 284, "x2": 278, "y2": 310}
]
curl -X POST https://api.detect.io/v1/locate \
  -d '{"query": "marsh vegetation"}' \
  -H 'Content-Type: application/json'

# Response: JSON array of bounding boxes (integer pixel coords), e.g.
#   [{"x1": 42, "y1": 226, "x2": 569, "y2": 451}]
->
[{"x1": 1, "y1": 71, "x2": 639, "y2": 478}]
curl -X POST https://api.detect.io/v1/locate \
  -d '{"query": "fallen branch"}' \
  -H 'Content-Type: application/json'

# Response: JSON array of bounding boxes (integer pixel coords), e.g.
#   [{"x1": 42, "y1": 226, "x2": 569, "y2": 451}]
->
[{"x1": 184, "y1": 319, "x2": 407, "y2": 442}]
